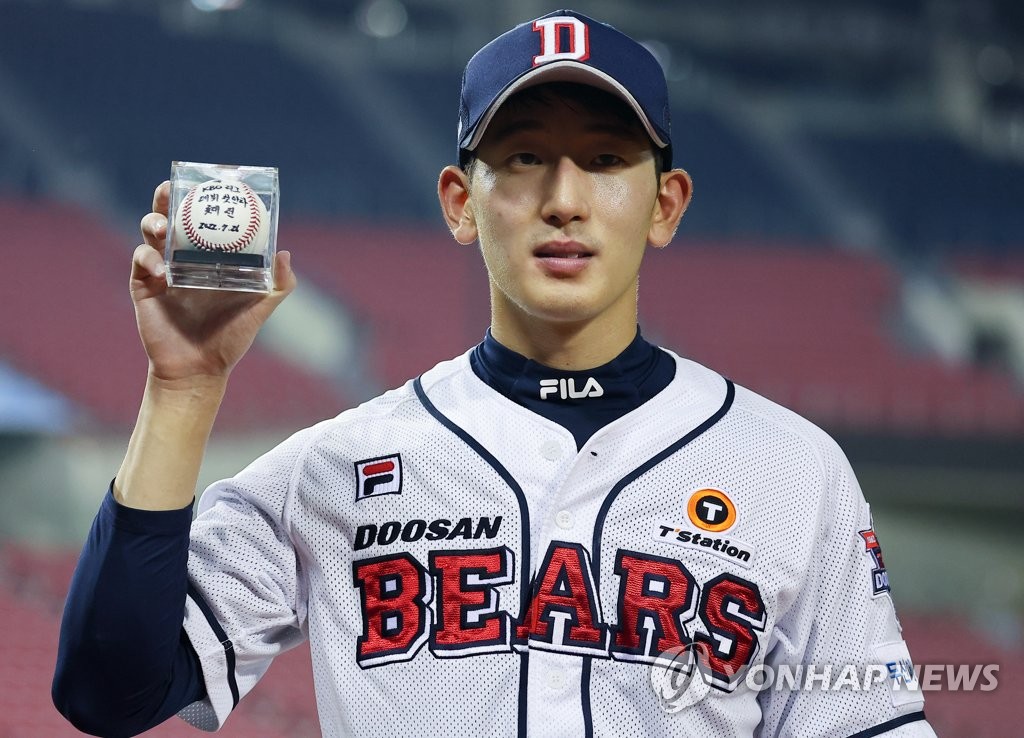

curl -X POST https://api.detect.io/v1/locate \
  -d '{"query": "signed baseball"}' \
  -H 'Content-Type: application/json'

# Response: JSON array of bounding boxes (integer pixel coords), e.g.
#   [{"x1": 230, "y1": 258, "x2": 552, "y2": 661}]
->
[{"x1": 174, "y1": 179, "x2": 270, "y2": 254}]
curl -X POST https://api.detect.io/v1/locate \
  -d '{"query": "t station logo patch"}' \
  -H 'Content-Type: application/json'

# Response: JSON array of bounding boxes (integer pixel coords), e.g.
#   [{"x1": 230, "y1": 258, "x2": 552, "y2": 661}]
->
[
  {"x1": 355, "y1": 454, "x2": 402, "y2": 502},
  {"x1": 654, "y1": 489, "x2": 755, "y2": 568},
  {"x1": 687, "y1": 489, "x2": 737, "y2": 532}
]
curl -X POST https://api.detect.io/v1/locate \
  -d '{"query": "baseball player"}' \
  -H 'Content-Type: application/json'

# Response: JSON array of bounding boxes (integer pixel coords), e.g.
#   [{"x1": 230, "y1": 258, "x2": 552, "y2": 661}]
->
[{"x1": 54, "y1": 10, "x2": 937, "y2": 737}]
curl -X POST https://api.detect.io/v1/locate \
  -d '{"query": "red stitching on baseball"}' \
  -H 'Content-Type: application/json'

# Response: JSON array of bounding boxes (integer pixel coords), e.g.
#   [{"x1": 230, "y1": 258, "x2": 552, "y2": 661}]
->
[
  {"x1": 180, "y1": 181, "x2": 263, "y2": 253},
  {"x1": 181, "y1": 187, "x2": 219, "y2": 251},
  {"x1": 235, "y1": 184, "x2": 263, "y2": 251}
]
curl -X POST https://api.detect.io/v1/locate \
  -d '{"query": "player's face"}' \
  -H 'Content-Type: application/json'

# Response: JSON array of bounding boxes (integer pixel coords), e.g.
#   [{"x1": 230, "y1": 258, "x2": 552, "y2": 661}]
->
[{"x1": 441, "y1": 87, "x2": 690, "y2": 358}]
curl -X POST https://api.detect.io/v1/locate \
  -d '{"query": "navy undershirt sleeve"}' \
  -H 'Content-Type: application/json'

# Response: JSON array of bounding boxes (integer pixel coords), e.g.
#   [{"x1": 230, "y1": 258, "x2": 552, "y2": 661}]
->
[{"x1": 52, "y1": 483, "x2": 206, "y2": 737}]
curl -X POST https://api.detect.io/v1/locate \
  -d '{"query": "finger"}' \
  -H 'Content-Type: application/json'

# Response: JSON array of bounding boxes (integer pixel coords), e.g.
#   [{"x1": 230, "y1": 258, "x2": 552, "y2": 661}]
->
[
  {"x1": 130, "y1": 243, "x2": 167, "y2": 288},
  {"x1": 141, "y1": 212, "x2": 168, "y2": 251},
  {"x1": 152, "y1": 181, "x2": 171, "y2": 216},
  {"x1": 255, "y1": 251, "x2": 296, "y2": 320},
  {"x1": 271, "y1": 250, "x2": 297, "y2": 296}
]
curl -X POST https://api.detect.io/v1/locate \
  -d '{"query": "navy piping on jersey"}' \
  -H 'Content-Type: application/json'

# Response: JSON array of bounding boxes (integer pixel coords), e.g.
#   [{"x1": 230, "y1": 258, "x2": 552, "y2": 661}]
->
[
  {"x1": 581, "y1": 377, "x2": 736, "y2": 738},
  {"x1": 187, "y1": 583, "x2": 240, "y2": 710},
  {"x1": 413, "y1": 376, "x2": 531, "y2": 738},
  {"x1": 847, "y1": 711, "x2": 927, "y2": 738}
]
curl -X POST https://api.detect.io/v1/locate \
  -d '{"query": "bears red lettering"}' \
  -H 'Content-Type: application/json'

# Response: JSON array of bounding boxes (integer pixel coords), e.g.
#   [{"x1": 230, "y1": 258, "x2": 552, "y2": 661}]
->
[
  {"x1": 352, "y1": 553, "x2": 433, "y2": 668},
  {"x1": 693, "y1": 574, "x2": 766, "y2": 690},
  {"x1": 429, "y1": 547, "x2": 515, "y2": 656},
  {"x1": 610, "y1": 551, "x2": 698, "y2": 664},
  {"x1": 514, "y1": 542, "x2": 609, "y2": 657}
]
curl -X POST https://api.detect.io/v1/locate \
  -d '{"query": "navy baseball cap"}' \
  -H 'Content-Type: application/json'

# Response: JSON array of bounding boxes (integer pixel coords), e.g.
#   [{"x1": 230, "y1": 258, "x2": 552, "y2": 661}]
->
[{"x1": 457, "y1": 9, "x2": 672, "y2": 168}]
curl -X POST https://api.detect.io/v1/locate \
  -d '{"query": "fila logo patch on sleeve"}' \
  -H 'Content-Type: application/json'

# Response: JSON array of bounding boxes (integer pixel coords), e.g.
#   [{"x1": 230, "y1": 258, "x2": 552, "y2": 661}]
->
[
  {"x1": 355, "y1": 454, "x2": 403, "y2": 502},
  {"x1": 873, "y1": 640, "x2": 923, "y2": 708}
]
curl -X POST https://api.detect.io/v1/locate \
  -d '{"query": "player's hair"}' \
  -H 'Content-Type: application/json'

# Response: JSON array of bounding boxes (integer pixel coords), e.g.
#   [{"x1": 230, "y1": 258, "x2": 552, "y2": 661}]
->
[{"x1": 461, "y1": 82, "x2": 666, "y2": 184}]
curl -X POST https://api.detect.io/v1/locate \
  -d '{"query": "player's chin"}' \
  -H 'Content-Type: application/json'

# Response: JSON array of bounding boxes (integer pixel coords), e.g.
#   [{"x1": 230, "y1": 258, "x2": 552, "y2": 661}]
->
[{"x1": 521, "y1": 289, "x2": 605, "y2": 324}]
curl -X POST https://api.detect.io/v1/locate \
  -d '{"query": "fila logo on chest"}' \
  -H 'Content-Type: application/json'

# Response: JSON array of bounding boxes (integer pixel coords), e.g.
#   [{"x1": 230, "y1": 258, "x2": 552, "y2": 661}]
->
[
  {"x1": 354, "y1": 454, "x2": 402, "y2": 502},
  {"x1": 539, "y1": 377, "x2": 604, "y2": 400}
]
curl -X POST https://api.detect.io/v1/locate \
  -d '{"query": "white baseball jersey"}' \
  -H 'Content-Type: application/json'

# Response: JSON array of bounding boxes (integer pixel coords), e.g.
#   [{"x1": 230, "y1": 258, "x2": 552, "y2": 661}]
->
[{"x1": 177, "y1": 349, "x2": 935, "y2": 737}]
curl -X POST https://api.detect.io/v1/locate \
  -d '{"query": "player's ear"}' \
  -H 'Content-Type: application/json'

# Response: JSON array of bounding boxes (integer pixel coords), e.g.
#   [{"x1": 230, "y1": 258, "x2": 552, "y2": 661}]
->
[
  {"x1": 438, "y1": 165, "x2": 478, "y2": 245},
  {"x1": 647, "y1": 168, "x2": 692, "y2": 249}
]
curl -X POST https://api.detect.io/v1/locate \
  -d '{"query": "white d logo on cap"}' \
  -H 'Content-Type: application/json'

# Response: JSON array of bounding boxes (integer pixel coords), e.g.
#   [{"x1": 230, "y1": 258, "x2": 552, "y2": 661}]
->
[{"x1": 532, "y1": 16, "x2": 590, "y2": 66}]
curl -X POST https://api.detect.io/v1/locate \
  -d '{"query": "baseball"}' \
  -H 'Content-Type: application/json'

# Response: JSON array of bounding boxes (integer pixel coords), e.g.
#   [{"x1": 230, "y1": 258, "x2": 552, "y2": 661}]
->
[{"x1": 174, "y1": 179, "x2": 270, "y2": 254}]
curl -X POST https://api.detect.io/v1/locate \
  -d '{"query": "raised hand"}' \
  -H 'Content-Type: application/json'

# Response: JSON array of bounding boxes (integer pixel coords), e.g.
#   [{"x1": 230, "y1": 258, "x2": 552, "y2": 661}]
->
[
  {"x1": 115, "y1": 181, "x2": 297, "y2": 509},
  {"x1": 131, "y1": 181, "x2": 296, "y2": 385}
]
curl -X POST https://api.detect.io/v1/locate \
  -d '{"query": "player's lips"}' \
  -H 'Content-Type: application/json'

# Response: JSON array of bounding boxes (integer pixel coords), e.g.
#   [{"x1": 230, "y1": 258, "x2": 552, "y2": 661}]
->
[{"x1": 533, "y1": 241, "x2": 594, "y2": 276}]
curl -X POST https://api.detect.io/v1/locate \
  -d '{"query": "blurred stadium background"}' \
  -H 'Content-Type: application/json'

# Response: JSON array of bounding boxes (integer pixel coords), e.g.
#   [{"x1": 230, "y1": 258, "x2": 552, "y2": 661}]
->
[{"x1": 1, "y1": 0, "x2": 1022, "y2": 735}]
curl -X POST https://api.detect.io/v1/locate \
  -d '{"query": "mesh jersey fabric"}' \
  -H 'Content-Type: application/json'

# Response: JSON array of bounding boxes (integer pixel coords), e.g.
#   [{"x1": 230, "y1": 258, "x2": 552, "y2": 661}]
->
[{"x1": 178, "y1": 348, "x2": 935, "y2": 737}]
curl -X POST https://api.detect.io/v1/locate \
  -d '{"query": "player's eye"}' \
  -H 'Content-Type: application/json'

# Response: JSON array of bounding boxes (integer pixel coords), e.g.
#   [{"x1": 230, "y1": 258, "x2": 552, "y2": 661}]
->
[
  {"x1": 509, "y1": 152, "x2": 542, "y2": 166},
  {"x1": 592, "y1": 153, "x2": 625, "y2": 168}
]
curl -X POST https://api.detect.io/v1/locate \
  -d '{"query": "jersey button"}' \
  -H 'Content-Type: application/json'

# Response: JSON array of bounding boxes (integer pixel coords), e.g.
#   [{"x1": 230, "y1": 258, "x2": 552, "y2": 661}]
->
[
  {"x1": 555, "y1": 510, "x2": 574, "y2": 529},
  {"x1": 547, "y1": 670, "x2": 567, "y2": 690},
  {"x1": 540, "y1": 440, "x2": 563, "y2": 461}
]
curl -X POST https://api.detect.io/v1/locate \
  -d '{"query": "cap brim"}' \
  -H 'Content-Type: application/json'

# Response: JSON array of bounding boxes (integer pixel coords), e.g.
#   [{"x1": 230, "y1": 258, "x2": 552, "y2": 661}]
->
[{"x1": 463, "y1": 61, "x2": 669, "y2": 153}]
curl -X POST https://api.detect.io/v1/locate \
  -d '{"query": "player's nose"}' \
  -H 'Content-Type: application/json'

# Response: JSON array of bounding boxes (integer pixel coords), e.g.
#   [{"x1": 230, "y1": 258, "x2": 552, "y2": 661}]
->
[{"x1": 540, "y1": 156, "x2": 590, "y2": 227}]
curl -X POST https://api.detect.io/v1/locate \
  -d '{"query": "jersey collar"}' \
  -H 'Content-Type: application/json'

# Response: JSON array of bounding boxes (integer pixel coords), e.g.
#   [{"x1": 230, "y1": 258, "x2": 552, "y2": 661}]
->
[{"x1": 469, "y1": 327, "x2": 675, "y2": 449}]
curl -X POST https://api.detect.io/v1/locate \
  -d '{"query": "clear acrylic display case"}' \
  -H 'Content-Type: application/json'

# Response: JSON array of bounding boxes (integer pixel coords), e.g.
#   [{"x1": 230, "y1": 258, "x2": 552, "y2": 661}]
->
[{"x1": 165, "y1": 162, "x2": 279, "y2": 293}]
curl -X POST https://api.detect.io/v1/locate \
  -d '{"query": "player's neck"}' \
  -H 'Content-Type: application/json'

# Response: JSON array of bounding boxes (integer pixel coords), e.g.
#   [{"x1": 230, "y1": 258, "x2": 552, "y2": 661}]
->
[{"x1": 489, "y1": 308, "x2": 639, "y2": 371}]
